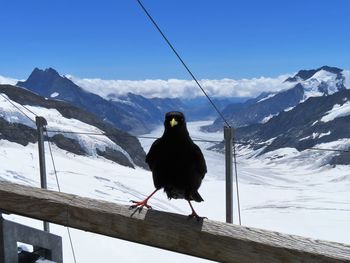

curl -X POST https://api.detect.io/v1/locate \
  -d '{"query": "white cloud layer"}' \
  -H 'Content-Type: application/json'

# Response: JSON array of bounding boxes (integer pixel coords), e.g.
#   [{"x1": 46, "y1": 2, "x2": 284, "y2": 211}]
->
[
  {"x1": 67, "y1": 74, "x2": 294, "y2": 99},
  {"x1": 0, "y1": 75, "x2": 18, "y2": 85},
  {"x1": 0, "y1": 72, "x2": 296, "y2": 99}
]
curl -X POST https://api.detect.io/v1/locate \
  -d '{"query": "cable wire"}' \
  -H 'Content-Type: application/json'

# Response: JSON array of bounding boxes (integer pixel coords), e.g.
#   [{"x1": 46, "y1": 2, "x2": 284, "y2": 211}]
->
[
  {"x1": 45, "y1": 129, "x2": 78, "y2": 263},
  {"x1": 1, "y1": 125, "x2": 348, "y2": 154},
  {"x1": 45, "y1": 130, "x2": 61, "y2": 192},
  {"x1": 136, "y1": 0, "x2": 230, "y2": 127},
  {"x1": 232, "y1": 142, "x2": 242, "y2": 225},
  {"x1": 0, "y1": 93, "x2": 36, "y2": 124},
  {"x1": 46, "y1": 129, "x2": 225, "y2": 143},
  {"x1": 42, "y1": 128, "x2": 350, "y2": 154}
]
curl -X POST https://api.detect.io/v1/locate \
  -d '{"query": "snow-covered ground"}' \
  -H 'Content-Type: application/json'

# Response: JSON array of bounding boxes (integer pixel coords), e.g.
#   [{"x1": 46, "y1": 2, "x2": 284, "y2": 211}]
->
[{"x1": 1, "y1": 121, "x2": 350, "y2": 262}]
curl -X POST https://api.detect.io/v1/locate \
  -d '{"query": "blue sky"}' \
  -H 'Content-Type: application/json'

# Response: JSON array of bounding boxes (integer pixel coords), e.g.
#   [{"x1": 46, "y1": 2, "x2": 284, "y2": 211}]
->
[{"x1": 1, "y1": 0, "x2": 349, "y2": 80}]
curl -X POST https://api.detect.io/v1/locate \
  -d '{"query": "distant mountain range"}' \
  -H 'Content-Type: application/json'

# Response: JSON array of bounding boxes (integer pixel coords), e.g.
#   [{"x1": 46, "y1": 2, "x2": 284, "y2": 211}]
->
[
  {"x1": 17, "y1": 68, "x2": 242, "y2": 134},
  {"x1": 209, "y1": 66, "x2": 350, "y2": 165},
  {"x1": 2, "y1": 65, "x2": 350, "y2": 166},
  {"x1": 17, "y1": 68, "x2": 154, "y2": 134}
]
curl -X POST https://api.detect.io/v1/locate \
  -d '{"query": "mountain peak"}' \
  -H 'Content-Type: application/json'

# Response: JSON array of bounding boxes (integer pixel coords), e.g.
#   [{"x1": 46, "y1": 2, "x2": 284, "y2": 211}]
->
[
  {"x1": 44, "y1": 67, "x2": 60, "y2": 75},
  {"x1": 318, "y1": 65, "x2": 342, "y2": 75},
  {"x1": 31, "y1": 67, "x2": 61, "y2": 78},
  {"x1": 285, "y1": 65, "x2": 343, "y2": 82},
  {"x1": 19, "y1": 67, "x2": 62, "y2": 85},
  {"x1": 16, "y1": 67, "x2": 75, "y2": 98}
]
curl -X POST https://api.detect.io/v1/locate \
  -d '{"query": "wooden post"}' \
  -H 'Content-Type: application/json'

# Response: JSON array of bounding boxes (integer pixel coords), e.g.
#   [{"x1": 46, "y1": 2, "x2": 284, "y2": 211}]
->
[{"x1": 0, "y1": 181, "x2": 349, "y2": 263}]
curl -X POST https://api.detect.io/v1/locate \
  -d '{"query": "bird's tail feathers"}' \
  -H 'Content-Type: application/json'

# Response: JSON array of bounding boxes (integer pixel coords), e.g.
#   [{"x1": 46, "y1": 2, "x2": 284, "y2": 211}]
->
[{"x1": 191, "y1": 191, "x2": 204, "y2": 202}]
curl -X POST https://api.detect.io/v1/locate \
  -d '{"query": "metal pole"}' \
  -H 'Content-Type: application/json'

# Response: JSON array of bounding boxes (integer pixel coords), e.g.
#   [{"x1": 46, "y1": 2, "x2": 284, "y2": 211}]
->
[
  {"x1": 224, "y1": 126, "x2": 233, "y2": 223},
  {"x1": 36, "y1": 116, "x2": 50, "y2": 232}
]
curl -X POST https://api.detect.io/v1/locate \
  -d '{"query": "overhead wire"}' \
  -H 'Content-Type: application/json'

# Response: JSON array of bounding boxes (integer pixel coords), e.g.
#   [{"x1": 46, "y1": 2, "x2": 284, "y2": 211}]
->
[
  {"x1": 135, "y1": 0, "x2": 241, "y2": 223},
  {"x1": 135, "y1": 0, "x2": 231, "y2": 128}
]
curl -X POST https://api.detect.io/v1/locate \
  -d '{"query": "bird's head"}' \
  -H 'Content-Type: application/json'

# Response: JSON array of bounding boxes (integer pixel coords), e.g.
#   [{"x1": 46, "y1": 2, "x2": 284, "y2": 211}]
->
[{"x1": 164, "y1": 111, "x2": 187, "y2": 131}]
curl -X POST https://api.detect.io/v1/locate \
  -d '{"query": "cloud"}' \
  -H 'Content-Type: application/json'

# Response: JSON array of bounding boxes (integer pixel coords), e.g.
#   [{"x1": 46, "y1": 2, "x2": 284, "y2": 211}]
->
[
  {"x1": 67, "y1": 74, "x2": 294, "y2": 99},
  {"x1": 0, "y1": 75, "x2": 18, "y2": 86}
]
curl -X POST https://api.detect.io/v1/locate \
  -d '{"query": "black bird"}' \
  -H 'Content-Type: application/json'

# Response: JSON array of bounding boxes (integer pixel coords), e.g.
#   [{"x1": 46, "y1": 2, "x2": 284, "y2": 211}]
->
[{"x1": 131, "y1": 111, "x2": 207, "y2": 219}]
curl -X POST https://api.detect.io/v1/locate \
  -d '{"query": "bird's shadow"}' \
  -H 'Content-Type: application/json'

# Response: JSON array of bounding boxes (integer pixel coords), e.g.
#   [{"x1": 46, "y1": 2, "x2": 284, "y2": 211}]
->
[{"x1": 129, "y1": 205, "x2": 149, "y2": 217}]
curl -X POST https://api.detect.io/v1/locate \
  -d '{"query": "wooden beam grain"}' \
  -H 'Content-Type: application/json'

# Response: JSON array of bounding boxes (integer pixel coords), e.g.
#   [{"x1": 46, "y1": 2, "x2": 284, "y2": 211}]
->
[{"x1": 0, "y1": 180, "x2": 349, "y2": 263}]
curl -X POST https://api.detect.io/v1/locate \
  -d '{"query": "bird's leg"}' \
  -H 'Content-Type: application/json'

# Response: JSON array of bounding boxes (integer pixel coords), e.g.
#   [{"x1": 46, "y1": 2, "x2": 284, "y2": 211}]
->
[
  {"x1": 187, "y1": 201, "x2": 207, "y2": 221},
  {"x1": 130, "y1": 189, "x2": 158, "y2": 210}
]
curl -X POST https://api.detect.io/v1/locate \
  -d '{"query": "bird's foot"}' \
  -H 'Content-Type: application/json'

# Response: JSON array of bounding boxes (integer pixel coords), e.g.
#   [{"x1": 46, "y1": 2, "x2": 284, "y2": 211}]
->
[
  {"x1": 130, "y1": 199, "x2": 152, "y2": 210},
  {"x1": 187, "y1": 212, "x2": 207, "y2": 221},
  {"x1": 129, "y1": 189, "x2": 158, "y2": 211}
]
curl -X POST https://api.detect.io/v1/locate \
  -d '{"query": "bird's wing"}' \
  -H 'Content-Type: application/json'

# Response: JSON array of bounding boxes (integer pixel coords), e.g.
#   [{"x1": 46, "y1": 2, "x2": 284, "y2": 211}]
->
[
  {"x1": 145, "y1": 138, "x2": 162, "y2": 170},
  {"x1": 192, "y1": 143, "x2": 207, "y2": 178}
]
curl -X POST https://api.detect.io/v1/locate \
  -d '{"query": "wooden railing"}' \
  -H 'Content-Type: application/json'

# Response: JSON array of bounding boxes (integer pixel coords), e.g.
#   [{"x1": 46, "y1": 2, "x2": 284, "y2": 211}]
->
[{"x1": 0, "y1": 180, "x2": 349, "y2": 263}]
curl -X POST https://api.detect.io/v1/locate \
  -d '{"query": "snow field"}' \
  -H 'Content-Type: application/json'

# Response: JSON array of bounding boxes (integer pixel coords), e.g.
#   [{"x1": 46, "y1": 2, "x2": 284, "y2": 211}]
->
[{"x1": 0, "y1": 121, "x2": 349, "y2": 262}]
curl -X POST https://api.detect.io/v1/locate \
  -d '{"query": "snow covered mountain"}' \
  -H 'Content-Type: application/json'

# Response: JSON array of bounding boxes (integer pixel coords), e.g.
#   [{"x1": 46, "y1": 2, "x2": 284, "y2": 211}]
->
[
  {"x1": 211, "y1": 87, "x2": 350, "y2": 165},
  {"x1": 16, "y1": 68, "x2": 241, "y2": 134},
  {"x1": 205, "y1": 66, "x2": 350, "y2": 132},
  {"x1": 0, "y1": 84, "x2": 147, "y2": 169}
]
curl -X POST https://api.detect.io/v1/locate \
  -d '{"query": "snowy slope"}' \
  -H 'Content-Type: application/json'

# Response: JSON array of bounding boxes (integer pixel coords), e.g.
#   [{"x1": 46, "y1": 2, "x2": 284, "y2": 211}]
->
[
  {"x1": 301, "y1": 69, "x2": 347, "y2": 100},
  {"x1": 0, "y1": 93, "x2": 135, "y2": 164},
  {"x1": 1, "y1": 121, "x2": 349, "y2": 262},
  {"x1": 231, "y1": 87, "x2": 350, "y2": 165},
  {"x1": 0, "y1": 84, "x2": 147, "y2": 168},
  {"x1": 320, "y1": 101, "x2": 350, "y2": 122}
]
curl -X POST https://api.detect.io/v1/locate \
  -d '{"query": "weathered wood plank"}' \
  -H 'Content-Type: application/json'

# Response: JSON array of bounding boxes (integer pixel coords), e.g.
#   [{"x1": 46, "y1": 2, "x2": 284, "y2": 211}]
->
[{"x1": 0, "y1": 180, "x2": 349, "y2": 263}]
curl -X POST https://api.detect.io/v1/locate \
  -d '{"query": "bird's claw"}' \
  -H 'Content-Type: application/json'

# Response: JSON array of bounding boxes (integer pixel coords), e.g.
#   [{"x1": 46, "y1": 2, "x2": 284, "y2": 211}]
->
[
  {"x1": 187, "y1": 213, "x2": 207, "y2": 222},
  {"x1": 130, "y1": 200, "x2": 152, "y2": 210}
]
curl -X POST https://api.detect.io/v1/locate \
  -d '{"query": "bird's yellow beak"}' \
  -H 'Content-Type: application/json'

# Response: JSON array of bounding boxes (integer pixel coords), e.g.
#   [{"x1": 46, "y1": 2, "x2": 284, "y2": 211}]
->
[{"x1": 170, "y1": 118, "x2": 178, "y2": 127}]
